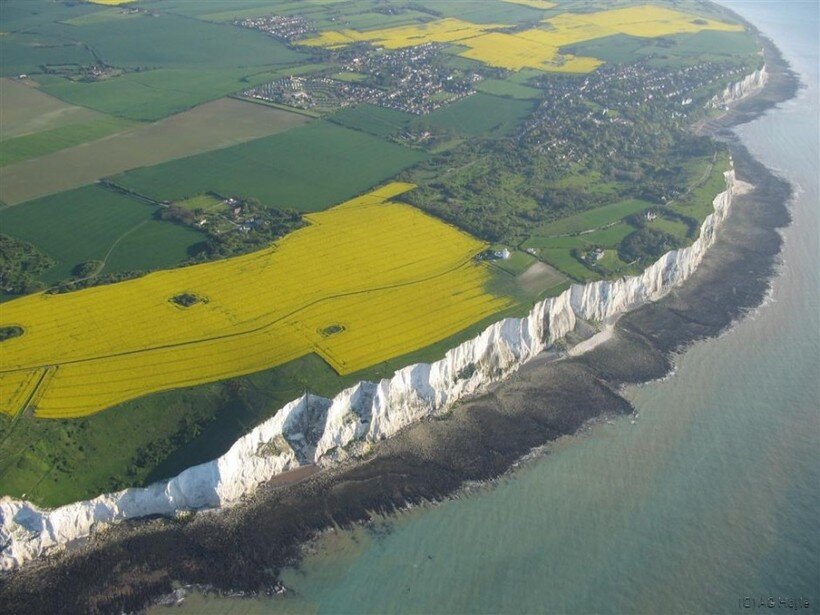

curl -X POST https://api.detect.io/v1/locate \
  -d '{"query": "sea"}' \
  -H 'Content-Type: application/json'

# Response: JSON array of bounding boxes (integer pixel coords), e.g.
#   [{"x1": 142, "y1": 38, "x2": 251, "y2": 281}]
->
[{"x1": 170, "y1": 2, "x2": 819, "y2": 613}]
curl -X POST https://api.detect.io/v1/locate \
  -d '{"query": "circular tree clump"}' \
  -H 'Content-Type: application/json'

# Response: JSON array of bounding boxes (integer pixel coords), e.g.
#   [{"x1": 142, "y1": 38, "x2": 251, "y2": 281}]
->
[
  {"x1": 170, "y1": 293, "x2": 207, "y2": 308},
  {"x1": 0, "y1": 326, "x2": 24, "y2": 342}
]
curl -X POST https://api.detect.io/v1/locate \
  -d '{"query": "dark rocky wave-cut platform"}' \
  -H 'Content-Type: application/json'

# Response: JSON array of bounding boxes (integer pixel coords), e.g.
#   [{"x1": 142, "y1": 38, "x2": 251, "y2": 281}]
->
[{"x1": 0, "y1": 31, "x2": 800, "y2": 615}]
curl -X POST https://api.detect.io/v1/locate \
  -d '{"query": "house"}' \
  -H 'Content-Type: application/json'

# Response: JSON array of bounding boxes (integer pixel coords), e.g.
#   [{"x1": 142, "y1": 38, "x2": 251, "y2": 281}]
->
[{"x1": 645, "y1": 210, "x2": 658, "y2": 221}]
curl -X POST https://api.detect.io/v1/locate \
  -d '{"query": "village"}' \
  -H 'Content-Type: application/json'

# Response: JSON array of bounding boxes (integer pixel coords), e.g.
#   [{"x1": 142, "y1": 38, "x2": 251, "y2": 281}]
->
[{"x1": 241, "y1": 41, "x2": 478, "y2": 115}]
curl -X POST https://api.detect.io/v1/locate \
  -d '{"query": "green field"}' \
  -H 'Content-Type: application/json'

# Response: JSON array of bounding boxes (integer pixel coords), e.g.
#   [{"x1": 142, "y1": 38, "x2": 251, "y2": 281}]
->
[
  {"x1": 539, "y1": 248, "x2": 599, "y2": 282},
  {"x1": 327, "y1": 104, "x2": 415, "y2": 138},
  {"x1": 491, "y1": 250, "x2": 538, "y2": 276},
  {"x1": 567, "y1": 29, "x2": 760, "y2": 67},
  {"x1": 32, "y1": 67, "x2": 320, "y2": 122},
  {"x1": 525, "y1": 222, "x2": 640, "y2": 280},
  {"x1": 416, "y1": 0, "x2": 548, "y2": 23},
  {"x1": 0, "y1": 33, "x2": 97, "y2": 77},
  {"x1": 332, "y1": 72, "x2": 369, "y2": 82},
  {"x1": 0, "y1": 78, "x2": 111, "y2": 140},
  {"x1": 0, "y1": 185, "x2": 202, "y2": 285},
  {"x1": 647, "y1": 216, "x2": 691, "y2": 240},
  {"x1": 62, "y1": 8, "x2": 144, "y2": 27},
  {"x1": 175, "y1": 194, "x2": 227, "y2": 213},
  {"x1": 475, "y1": 79, "x2": 543, "y2": 100},
  {"x1": 669, "y1": 151, "x2": 731, "y2": 224},
  {"x1": 46, "y1": 13, "x2": 301, "y2": 70},
  {"x1": 102, "y1": 219, "x2": 205, "y2": 274},
  {"x1": 1, "y1": 0, "x2": 303, "y2": 78},
  {"x1": 525, "y1": 199, "x2": 654, "y2": 240},
  {"x1": 0, "y1": 116, "x2": 133, "y2": 167},
  {"x1": 423, "y1": 93, "x2": 535, "y2": 138},
  {"x1": 111, "y1": 121, "x2": 426, "y2": 211},
  {"x1": 0, "y1": 98, "x2": 310, "y2": 205}
]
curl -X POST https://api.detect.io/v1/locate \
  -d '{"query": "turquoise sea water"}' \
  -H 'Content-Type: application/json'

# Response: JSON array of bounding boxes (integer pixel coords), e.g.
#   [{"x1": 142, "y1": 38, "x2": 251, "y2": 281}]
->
[{"x1": 172, "y1": 2, "x2": 819, "y2": 613}]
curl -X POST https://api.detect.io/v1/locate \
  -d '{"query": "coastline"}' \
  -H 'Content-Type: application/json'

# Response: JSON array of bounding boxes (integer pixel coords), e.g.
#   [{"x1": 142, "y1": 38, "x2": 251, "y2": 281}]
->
[
  {"x1": 0, "y1": 142, "x2": 747, "y2": 568},
  {"x1": 0, "y1": 26, "x2": 801, "y2": 615}
]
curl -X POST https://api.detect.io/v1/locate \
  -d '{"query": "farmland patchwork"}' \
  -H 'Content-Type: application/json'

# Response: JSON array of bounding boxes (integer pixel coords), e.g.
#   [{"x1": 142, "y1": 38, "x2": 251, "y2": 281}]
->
[
  {"x1": 302, "y1": 4, "x2": 743, "y2": 73},
  {"x1": 0, "y1": 184, "x2": 512, "y2": 419}
]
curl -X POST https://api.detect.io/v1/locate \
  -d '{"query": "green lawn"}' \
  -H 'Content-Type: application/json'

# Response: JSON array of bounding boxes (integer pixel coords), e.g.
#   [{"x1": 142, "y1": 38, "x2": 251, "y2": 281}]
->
[
  {"x1": 110, "y1": 121, "x2": 426, "y2": 211},
  {"x1": 0, "y1": 185, "x2": 202, "y2": 285},
  {"x1": 422, "y1": 93, "x2": 535, "y2": 137},
  {"x1": 175, "y1": 194, "x2": 227, "y2": 213}
]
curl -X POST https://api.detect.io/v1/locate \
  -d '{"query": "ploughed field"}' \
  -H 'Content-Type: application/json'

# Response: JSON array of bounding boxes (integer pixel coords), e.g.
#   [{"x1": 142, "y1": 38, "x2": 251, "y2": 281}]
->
[{"x1": 0, "y1": 184, "x2": 511, "y2": 419}]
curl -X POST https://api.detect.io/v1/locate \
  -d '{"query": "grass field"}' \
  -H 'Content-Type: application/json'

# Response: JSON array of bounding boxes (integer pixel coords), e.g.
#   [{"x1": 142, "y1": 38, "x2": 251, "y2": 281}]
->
[
  {"x1": 0, "y1": 115, "x2": 133, "y2": 167},
  {"x1": 0, "y1": 33, "x2": 97, "y2": 78},
  {"x1": 524, "y1": 221, "x2": 640, "y2": 281},
  {"x1": 566, "y1": 29, "x2": 760, "y2": 67},
  {"x1": 475, "y1": 79, "x2": 543, "y2": 100},
  {"x1": 0, "y1": 185, "x2": 203, "y2": 285},
  {"x1": 669, "y1": 151, "x2": 732, "y2": 224},
  {"x1": 49, "y1": 12, "x2": 301, "y2": 70},
  {"x1": 327, "y1": 104, "x2": 415, "y2": 138},
  {"x1": 423, "y1": 93, "x2": 534, "y2": 137},
  {"x1": 0, "y1": 183, "x2": 513, "y2": 419},
  {"x1": 110, "y1": 121, "x2": 426, "y2": 211},
  {"x1": 32, "y1": 66, "x2": 328, "y2": 122},
  {"x1": 414, "y1": 0, "x2": 546, "y2": 23},
  {"x1": 524, "y1": 199, "x2": 653, "y2": 241},
  {"x1": 1, "y1": 1, "x2": 303, "y2": 77},
  {"x1": 538, "y1": 248, "x2": 599, "y2": 282},
  {"x1": 62, "y1": 7, "x2": 142, "y2": 26},
  {"x1": 502, "y1": 0, "x2": 556, "y2": 9},
  {"x1": 0, "y1": 78, "x2": 112, "y2": 140},
  {"x1": 0, "y1": 98, "x2": 310, "y2": 205},
  {"x1": 175, "y1": 194, "x2": 226, "y2": 213}
]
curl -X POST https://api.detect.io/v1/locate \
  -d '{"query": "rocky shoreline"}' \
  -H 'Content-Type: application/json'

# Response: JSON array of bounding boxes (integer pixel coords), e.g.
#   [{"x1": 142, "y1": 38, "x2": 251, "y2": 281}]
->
[{"x1": 0, "y1": 27, "x2": 800, "y2": 615}]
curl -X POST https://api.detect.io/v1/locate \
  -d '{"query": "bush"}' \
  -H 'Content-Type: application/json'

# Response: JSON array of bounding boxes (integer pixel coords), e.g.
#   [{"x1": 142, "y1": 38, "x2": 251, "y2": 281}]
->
[{"x1": 618, "y1": 228, "x2": 683, "y2": 263}]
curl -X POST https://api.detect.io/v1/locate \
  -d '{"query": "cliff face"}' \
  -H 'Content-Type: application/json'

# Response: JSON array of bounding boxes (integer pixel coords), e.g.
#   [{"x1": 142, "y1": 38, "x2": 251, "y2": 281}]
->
[
  {"x1": 710, "y1": 66, "x2": 768, "y2": 107},
  {"x1": 0, "y1": 67, "x2": 763, "y2": 572}
]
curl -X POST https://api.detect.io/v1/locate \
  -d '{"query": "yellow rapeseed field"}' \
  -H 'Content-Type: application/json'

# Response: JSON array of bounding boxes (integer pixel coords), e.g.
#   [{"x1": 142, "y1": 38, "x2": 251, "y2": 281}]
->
[
  {"x1": 301, "y1": 5, "x2": 742, "y2": 74},
  {"x1": 87, "y1": 0, "x2": 134, "y2": 5},
  {"x1": 0, "y1": 183, "x2": 513, "y2": 419},
  {"x1": 458, "y1": 5, "x2": 742, "y2": 72},
  {"x1": 502, "y1": 0, "x2": 557, "y2": 9},
  {"x1": 301, "y1": 18, "x2": 500, "y2": 51}
]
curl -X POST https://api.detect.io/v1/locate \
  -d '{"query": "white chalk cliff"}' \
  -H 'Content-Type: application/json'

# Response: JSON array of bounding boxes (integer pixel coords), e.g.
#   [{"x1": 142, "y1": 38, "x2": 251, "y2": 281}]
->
[
  {"x1": 710, "y1": 65, "x2": 768, "y2": 108},
  {"x1": 0, "y1": 68, "x2": 764, "y2": 573}
]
